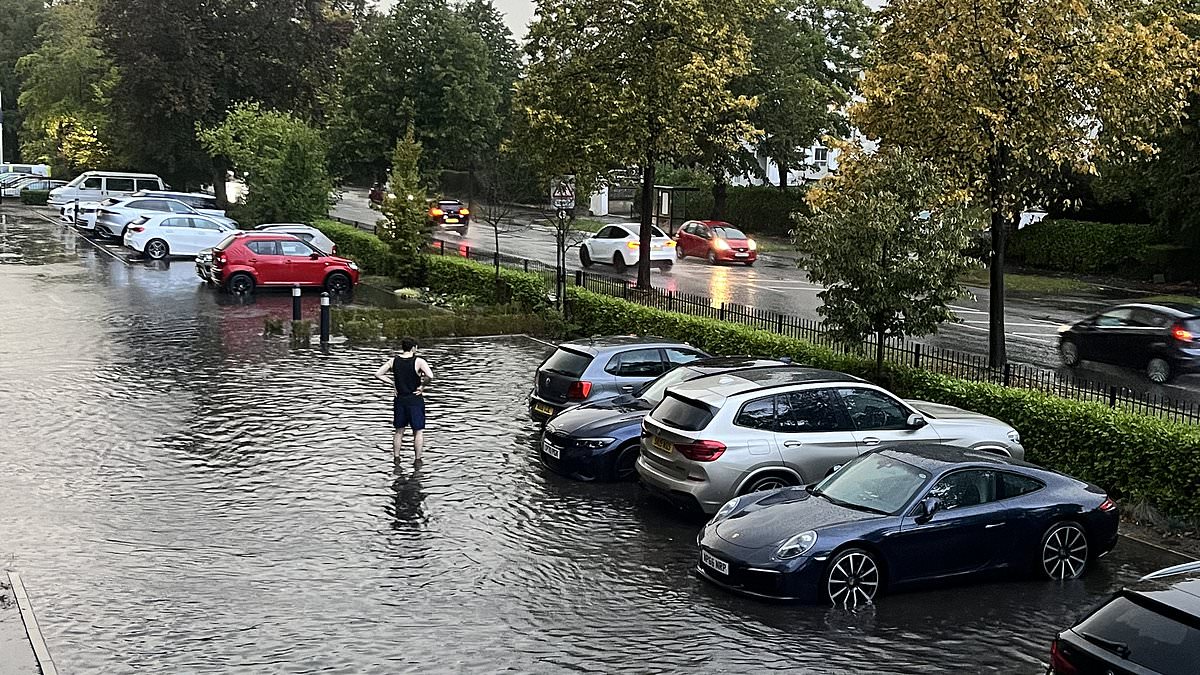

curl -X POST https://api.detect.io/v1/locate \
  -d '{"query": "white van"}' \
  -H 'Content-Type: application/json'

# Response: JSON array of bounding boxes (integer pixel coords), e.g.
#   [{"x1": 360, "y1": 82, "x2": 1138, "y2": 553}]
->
[
  {"x1": 48, "y1": 171, "x2": 168, "y2": 206},
  {"x1": 0, "y1": 163, "x2": 50, "y2": 177}
]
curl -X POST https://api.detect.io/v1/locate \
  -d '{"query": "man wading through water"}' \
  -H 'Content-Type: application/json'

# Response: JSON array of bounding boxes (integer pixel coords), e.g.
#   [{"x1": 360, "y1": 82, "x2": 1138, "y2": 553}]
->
[{"x1": 375, "y1": 337, "x2": 434, "y2": 465}]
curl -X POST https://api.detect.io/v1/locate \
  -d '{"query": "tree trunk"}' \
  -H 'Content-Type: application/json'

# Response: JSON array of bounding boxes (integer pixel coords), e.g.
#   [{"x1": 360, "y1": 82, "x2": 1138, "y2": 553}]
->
[
  {"x1": 776, "y1": 155, "x2": 787, "y2": 190},
  {"x1": 212, "y1": 159, "x2": 229, "y2": 208},
  {"x1": 637, "y1": 154, "x2": 657, "y2": 290},
  {"x1": 988, "y1": 207, "x2": 1009, "y2": 368},
  {"x1": 876, "y1": 327, "x2": 886, "y2": 377},
  {"x1": 711, "y1": 177, "x2": 727, "y2": 221},
  {"x1": 494, "y1": 221, "x2": 501, "y2": 281},
  {"x1": 467, "y1": 159, "x2": 477, "y2": 212}
]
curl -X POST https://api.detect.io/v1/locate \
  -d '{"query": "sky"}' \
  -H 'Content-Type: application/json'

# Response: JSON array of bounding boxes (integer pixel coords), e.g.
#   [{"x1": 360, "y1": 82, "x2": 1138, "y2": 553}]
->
[{"x1": 374, "y1": 0, "x2": 535, "y2": 38}]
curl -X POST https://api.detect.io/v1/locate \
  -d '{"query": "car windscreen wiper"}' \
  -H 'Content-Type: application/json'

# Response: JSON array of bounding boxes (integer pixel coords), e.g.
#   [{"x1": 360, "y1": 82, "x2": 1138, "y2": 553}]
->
[
  {"x1": 1078, "y1": 631, "x2": 1131, "y2": 659},
  {"x1": 819, "y1": 492, "x2": 888, "y2": 515}
]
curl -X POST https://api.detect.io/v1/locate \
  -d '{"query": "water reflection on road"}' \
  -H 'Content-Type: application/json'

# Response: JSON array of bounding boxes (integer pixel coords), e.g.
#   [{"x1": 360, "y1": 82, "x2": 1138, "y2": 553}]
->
[{"x1": 0, "y1": 208, "x2": 1188, "y2": 673}]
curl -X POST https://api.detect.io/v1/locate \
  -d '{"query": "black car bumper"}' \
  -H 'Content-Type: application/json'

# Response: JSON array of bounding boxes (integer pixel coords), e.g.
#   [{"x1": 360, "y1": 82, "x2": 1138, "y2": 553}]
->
[
  {"x1": 695, "y1": 543, "x2": 824, "y2": 602},
  {"x1": 529, "y1": 395, "x2": 569, "y2": 424}
]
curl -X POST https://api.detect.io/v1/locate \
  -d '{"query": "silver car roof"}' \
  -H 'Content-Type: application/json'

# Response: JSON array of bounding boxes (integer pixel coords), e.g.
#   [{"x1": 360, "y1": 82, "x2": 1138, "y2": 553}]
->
[{"x1": 667, "y1": 367, "x2": 862, "y2": 406}]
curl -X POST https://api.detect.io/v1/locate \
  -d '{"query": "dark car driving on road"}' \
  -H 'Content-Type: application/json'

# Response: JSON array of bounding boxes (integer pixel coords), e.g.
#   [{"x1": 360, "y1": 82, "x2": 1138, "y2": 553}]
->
[
  {"x1": 540, "y1": 357, "x2": 790, "y2": 481},
  {"x1": 528, "y1": 337, "x2": 709, "y2": 424},
  {"x1": 1058, "y1": 302, "x2": 1200, "y2": 383},
  {"x1": 1049, "y1": 561, "x2": 1200, "y2": 675},
  {"x1": 429, "y1": 199, "x2": 470, "y2": 233},
  {"x1": 696, "y1": 445, "x2": 1118, "y2": 606}
]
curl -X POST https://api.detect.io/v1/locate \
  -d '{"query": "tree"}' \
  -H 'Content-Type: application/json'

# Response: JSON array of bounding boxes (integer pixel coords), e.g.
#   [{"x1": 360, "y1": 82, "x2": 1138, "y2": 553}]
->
[
  {"x1": 516, "y1": 0, "x2": 761, "y2": 289},
  {"x1": 796, "y1": 146, "x2": 980, "y2": 374},
  {"x1": 197, "y1": 102, "x2": 333, "y2": 225},
  {"x1": 16, "y1": 0, "x2": 118, "y2": 175},
  {"x1": 378, "y1": 130, "x2": 431, "y2": 285},
  {"x1": 854, "y1": 0, "x2": 1200, "y2": 367},
  {"x1": 0, "y1": 0, "x2": 47, "y2": 163},
  {"x1": 476, "y1": 152, "x2": 522, "y2": 280},
  {"x1": 741, "y1": 0, "x2": 874, "y2": 190}
]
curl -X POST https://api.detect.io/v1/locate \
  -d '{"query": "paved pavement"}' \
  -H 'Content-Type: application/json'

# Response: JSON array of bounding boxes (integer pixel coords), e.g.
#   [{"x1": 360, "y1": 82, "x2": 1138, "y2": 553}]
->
[{"x1": 335, "y1": 190, "x2": 1191, "y2": 403}]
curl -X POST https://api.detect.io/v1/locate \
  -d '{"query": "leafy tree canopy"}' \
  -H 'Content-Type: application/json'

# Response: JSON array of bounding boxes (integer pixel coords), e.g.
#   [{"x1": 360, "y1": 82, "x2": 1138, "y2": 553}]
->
[{"x1": 0, "y1": 0, "x2": 47, "y2": 162}]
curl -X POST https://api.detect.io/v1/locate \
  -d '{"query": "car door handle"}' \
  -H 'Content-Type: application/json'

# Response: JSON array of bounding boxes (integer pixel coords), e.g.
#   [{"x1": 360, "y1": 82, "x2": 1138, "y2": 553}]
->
[
  {"x1": 985, "y1": 522, "x2": 1005, "y2": 529},
  {"x1": 783, "y1": 441, "x2": 803, "y2": 448},
  {"x1": 248, "y1": 258, "x2": 257, "y2": 262},
  {"x1": 862, "y1": 437, "x2": 880, "y2": 446}
]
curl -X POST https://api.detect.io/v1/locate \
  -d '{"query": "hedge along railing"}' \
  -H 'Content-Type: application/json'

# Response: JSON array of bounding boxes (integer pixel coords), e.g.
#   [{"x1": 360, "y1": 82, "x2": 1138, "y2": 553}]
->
[{"x1": 314, "y1": 221, "x2": 1200, "y2": 518}]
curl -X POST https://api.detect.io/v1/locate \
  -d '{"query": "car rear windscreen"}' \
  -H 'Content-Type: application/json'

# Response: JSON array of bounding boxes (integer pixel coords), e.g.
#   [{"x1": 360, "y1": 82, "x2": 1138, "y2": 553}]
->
[
  {"x1": 541, "y1": 348, "x2": 593, "y2": 377},
  {"x1": 1074, "y1": 594, "x2": 1200, "y2": 675},
  {"x1": 652, "y1": 393, "x2": 716, "y2": 431},
  {"x1": 214, "y1": 234, "x2": 238, "y2": 252}
]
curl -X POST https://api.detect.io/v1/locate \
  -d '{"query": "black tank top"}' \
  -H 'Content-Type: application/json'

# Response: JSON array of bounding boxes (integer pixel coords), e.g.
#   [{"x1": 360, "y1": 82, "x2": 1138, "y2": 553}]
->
[{"x1": 393, "y1": 355, "x2": 422, "y2": 403}]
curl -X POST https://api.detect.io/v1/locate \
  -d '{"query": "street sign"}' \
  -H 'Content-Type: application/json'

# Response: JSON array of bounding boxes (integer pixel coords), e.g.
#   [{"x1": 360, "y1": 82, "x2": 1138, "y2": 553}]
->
[{"x1": 550, "y1": 175, "x2": 576, "y2": 211}]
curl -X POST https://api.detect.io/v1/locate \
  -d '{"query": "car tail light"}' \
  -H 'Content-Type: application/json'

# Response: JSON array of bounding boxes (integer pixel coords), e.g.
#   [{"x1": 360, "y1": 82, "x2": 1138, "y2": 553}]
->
[
  {"x1": 626, "y1": 241, "x2": 640, "y2": 249},
  {"x1": 1049, "y1": 639, "x2": 1079, "y2": 675},
  {"x1": 215, "y1": 254, "x2": 226, "y2": 265},
  {"x1": 431, "y1": 207, "x2": 444, "y2": 217},
  {"x1": 567, "y1": 381, "x2": 592, "y2": 400},
  {"x1": 1171, "y1": 324, "x2": 1194, "y2": 342},
  {"x1": 129, "y1": 226, "x2": 145, "y2": 233},
  {"x1": 676, "y1": 440, "x2": 726, "y2": 462},
  {"x1": 458, "y1": 208, "x2": 469, "y2": 215},
  {"x1": 665, "y1": 240, "x2": 676, "y2": 247},
  {"x1": 1098, "y1": 497, "x2": 1117, "y2": 512}
]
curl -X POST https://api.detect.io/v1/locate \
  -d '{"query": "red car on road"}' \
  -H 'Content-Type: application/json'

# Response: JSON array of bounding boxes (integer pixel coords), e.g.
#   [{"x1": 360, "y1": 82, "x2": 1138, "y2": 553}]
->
[
  {"x1": 674, "y1": 220, "x2": 757, "y2": 265},
  {"x1": 199, "y1": 231, "x2": 360, "y2": 294}
]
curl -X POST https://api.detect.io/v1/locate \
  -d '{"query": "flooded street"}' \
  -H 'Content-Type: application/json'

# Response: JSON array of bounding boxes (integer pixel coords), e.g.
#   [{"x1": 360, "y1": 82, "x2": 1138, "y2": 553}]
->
[{"x1": 0, "y1": 208, "x2": 1187, "y2": 673}]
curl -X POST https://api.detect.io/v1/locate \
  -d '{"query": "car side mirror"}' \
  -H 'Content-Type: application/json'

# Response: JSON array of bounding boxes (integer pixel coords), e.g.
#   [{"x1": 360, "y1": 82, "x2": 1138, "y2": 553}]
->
[
  {"x1": 916, "y1": 496, "x2": 942, "y2": 521},
  {"x1": 906, "y1": 414, "x2": 927, "y2": 429},
  {"x1": 309, "y1": 252, "x2": 320, "y2": 260}
]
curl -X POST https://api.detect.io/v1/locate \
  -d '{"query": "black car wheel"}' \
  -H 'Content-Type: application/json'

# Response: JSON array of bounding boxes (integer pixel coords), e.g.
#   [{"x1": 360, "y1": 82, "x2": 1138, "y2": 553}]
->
[
  {"x1": 1147, "y1": 357, "x2": 1172, "y2": 384},
  {"x1": 658, "y1": 259, "x2": 673, "y2": 271},
  {"x1": 707, "y1": 250, "x2": 718, "y2": 265},
  {"x1": 580, "y1": 246, "x2": 594, "y2": 268},
  {"x1": 145, "y1": 239, "x2": 169, "y2": 260},
  {"x1": 612, "y1": 251, "x2": 627, "y2": 272},
  {"x1": 227, "y1": 272, "x2": 256, "y2": 295},
  {"x1": 676, "y1": 245, "x2": 686, "y2": 259},
  {"x1": 1060, "y1": 340, "x2": 1080, "y2": 367},
  {"x1": 823, "y1": 548, "x2": 881, "y2": 608},
  {"x1": 1040, "y1": 521, "x2": 1089, "y2": 580},
  {"x1": 740, "y1": 474, "x2": 794, "y2": 495},
  {"x1": 612, "y1": 444, "x2": 639, "y2": 481},
  {"x1": 325, "y1": 271, "x2": 353, "y2": 294},
  {"x1": 744, "y1": 260, "x2": 755, "y2": 267}
]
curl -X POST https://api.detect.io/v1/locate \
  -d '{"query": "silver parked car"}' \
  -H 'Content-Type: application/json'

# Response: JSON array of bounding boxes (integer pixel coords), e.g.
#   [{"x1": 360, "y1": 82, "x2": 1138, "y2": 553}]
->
[
  {"x1": 636, "y1": 367, "x2": 1025, "y2": 514},
  {"x1": 253, "y1": 224, "x2": 338, "y2": 255},
  {"x1": 94, "y1": 196, "x2": 237, "y2": 238}
]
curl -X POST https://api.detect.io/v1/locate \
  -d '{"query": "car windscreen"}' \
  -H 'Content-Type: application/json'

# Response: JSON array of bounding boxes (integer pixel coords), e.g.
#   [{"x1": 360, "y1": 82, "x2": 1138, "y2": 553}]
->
[
  {"x1": 812, "y1": 453, "x2": 929, "y2": 515},
  {"x1": 651, "y1": 392, "x2": 716, "y2": 431},
  {"x1": 1073, "y1": 594, "x2": 1200, "y2": 675},
  {"x1": 712, "y1": 227, "x2": 747, "y2": 239},
  {"x1": 540, "y1": 347, "x2": 593, "y2": 377},
  {"x1": 651, "y1": 226, "x2": 668, "y2": 238},
  {"x1": 637, "y1": 366, "x2": 700, "y2": 404},
  {"x1": 214, "y1": 234, "x2": 239, "y2": 252}
]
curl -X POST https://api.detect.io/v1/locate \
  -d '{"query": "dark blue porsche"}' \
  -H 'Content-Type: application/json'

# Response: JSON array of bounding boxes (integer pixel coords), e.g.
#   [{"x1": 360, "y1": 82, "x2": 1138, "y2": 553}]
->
[
  {"x1": 696, "y1": 445, "x2": 1119, "y2": 606},
  {"x1": 539, "y1": 357, "x2": 791, "y2": 481}
]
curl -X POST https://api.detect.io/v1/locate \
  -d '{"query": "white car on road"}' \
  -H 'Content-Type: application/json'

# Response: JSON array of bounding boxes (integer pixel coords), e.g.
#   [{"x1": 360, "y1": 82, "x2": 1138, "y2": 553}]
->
[
  {"x1": 580, "y1": 223, "x2": 675, "y2": 271},
  {"x1": 123, "y1": 213, "x2": 238, "y2": 260}
]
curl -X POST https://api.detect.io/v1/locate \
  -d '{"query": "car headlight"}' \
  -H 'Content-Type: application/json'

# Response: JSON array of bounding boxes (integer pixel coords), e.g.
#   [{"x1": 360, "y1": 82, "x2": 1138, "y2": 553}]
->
[
  {"x1": 1057, "y1": 324, "x2": 1072, "y2": 334},
  {"x1": 713, "y1": 238, "x2": 730, "y2": 251},
  {"x1": 713, "y1": 496, "x2": 743, "y2": 522},
  {"x1": 1007, "y1": 429, "x2": 1021, "y2": 445},
  {"x1": 775, "y1": 530, "x2": 818, "y2": 559},
  {"x1": 574, "y1": 437, "x2": 614, "y2": 450},
  {"x1": 748, "y1": 239, "x2": 757, "y2": 250},
  {"x1": 347, "y1": 262, "x2": 359, "y2": 270}
]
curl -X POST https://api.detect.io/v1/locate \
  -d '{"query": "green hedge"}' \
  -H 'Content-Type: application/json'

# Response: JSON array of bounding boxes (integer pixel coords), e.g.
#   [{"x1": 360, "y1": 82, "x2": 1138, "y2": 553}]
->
[
  {"x1": 313, "y1": 219, "x2": 398, "y2": 275},
  {"x1": 19, "y1": 189, "x2": 50, "y2": 206},
  {"x1": 334, "y1": 307, "x2": 548, "y2": 341},
  {"x1": 1008, "y1": 219, "x2": 1159, "y2": 274},
  {"x1": 685, "y1": 186, "x2": 810, "y2": 238}
]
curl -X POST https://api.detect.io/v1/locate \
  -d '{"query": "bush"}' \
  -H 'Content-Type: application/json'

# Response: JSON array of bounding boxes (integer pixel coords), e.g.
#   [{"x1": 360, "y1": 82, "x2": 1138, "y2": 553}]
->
[
  {"x1": 313, "y1": 219, "x2": 400, "y2": 277},
  {"x1": 334, "y1": 308, "x2": 548, "y2": 341},
  {"x1": 685, "y1": 185, "x2": 810, "y2": 237},
  {"x1": 1008, "y1": 219, "x2": 1160, "y2": 274},
  {"x1": 19, "y1": 189, "x2": 50, "y2": 206},
  {"x1": 1124, "y1": 244, "x2": 1197, "y2": 283}
]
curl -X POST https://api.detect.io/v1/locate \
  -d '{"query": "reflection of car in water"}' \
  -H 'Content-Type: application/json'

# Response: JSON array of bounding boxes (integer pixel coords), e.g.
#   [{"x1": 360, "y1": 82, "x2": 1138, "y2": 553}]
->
[
  {"x1": 428, "y1": 199, "x2": 469, "y2": 233},
  {"x1": 697, "y1": 445, "x2": 1118, "y2": 605}
]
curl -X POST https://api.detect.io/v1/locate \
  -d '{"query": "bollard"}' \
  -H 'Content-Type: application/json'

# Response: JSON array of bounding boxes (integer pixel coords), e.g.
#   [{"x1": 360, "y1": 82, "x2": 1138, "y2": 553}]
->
[
  {"x1": 319, "y1": 292, "x2": 331, "y2": 345},
  {"x1": 292, "y1": 284, "x2": 302, "y2": 321}
]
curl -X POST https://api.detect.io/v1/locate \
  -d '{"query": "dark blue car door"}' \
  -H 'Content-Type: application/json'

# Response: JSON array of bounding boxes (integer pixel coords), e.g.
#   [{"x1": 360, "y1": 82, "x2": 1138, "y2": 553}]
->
[{"x1": 890, "y1": 469, "x2": 1013, "y2": 582}]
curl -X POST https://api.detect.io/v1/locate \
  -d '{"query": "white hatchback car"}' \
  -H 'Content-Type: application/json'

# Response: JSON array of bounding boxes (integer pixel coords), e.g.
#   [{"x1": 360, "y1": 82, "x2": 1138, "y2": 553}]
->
[
  {"x1": 124, "y1": 213, "x2": 238, "y2": 260},
  {"x1": 580, "y1": 223, "x2": 675, "y2": 271}
]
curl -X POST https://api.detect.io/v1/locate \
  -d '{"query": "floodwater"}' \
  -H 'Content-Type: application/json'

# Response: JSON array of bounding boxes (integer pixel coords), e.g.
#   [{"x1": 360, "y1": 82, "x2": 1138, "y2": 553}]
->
[{"x1": 0, "y1": 208, "x2": 1186, "y2": 673}]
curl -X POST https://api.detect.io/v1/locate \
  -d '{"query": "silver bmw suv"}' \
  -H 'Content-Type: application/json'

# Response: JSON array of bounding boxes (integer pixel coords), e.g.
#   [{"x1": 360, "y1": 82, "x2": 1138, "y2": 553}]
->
[{"x1": 636, "y1": 367, "x2": 1025, "y2": 514}]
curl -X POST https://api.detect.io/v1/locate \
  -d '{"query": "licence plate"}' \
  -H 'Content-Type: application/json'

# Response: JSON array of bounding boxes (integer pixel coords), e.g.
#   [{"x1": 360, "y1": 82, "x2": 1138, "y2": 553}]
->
[
  {"x1": 445, "y1": 218, "x2": 459, "y2": 223},
  {"x1": 542, "y1": 440, "x2": 561, "y2": 459},
  {"x1": 534, "y1": 403, "x2": 556, "y2": 417},
  {"x1": 702, "y1": 550, "x2": 729, "y2": 575},
  {"x1": 734, "y1": 252, "x2": 749, "y2": 257},
  {"x1": 652, "y1": 435, "x2": 673, "y2": 454}
]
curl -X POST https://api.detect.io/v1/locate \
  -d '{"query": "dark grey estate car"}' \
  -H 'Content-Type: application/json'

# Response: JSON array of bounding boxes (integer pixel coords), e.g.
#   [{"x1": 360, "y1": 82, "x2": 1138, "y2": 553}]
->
[{"x1": 528, "y1": 336, "x2": 709, "y2": 423}]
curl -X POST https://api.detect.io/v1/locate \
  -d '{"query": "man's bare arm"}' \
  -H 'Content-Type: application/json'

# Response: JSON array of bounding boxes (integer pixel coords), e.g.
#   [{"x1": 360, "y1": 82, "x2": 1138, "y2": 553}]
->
[{"x1": 374, "y1": 358, "x2": 394, "y2": 386}]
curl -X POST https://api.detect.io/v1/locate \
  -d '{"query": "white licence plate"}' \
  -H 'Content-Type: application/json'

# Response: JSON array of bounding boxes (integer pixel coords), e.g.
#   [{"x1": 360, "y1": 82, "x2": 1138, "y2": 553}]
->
[
  {"x1": 542, "y1": 440, "x2": 561, "y2": 459},
  {"x1": 652, "y1": 435, "x2": 673, "y2": 454},
  {"x1": 702, "y1": 550, "x2": 729, "y2": 575},
  {"x1": 734, "y1": 252, "x2": 749, "y2": 258}
]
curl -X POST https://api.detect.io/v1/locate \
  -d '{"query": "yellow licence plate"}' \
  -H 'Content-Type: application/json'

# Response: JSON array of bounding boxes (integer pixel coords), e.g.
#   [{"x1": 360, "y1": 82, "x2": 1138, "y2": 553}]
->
[
  {"x1": 534, "y1": 403, "x2": 556, "y2": 416},
  {"x1": 652, "y1": 436, "x2": 673, "y2": 454}
]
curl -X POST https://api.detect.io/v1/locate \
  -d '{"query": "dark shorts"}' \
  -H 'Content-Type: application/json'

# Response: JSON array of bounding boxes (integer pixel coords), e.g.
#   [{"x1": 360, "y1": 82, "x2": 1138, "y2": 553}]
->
[{"x1": 393, "y1": 397, "x2": 426, "y2": 431}]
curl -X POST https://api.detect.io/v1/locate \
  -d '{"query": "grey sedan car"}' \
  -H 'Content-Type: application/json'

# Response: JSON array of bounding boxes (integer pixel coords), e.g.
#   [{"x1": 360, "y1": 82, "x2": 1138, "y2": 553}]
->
[
  {"x1": 636, "y1": 367, "x2": 1025, "y2": 514},
  {"x1": 94, "y1": 196, "x2": 237, "y2": 238},
  {"x1": 528, "y1": 336, "x2": 710, "y2": 424}
]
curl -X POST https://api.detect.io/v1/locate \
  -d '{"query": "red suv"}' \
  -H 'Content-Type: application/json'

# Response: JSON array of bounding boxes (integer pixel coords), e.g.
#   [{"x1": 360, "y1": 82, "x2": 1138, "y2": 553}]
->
[
  {"x1": 675, "y1": 220, "x2": 757, "y2": 265},
  {"x1": 201, "y1": 232, "x2": 360, "y2": 294}
]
